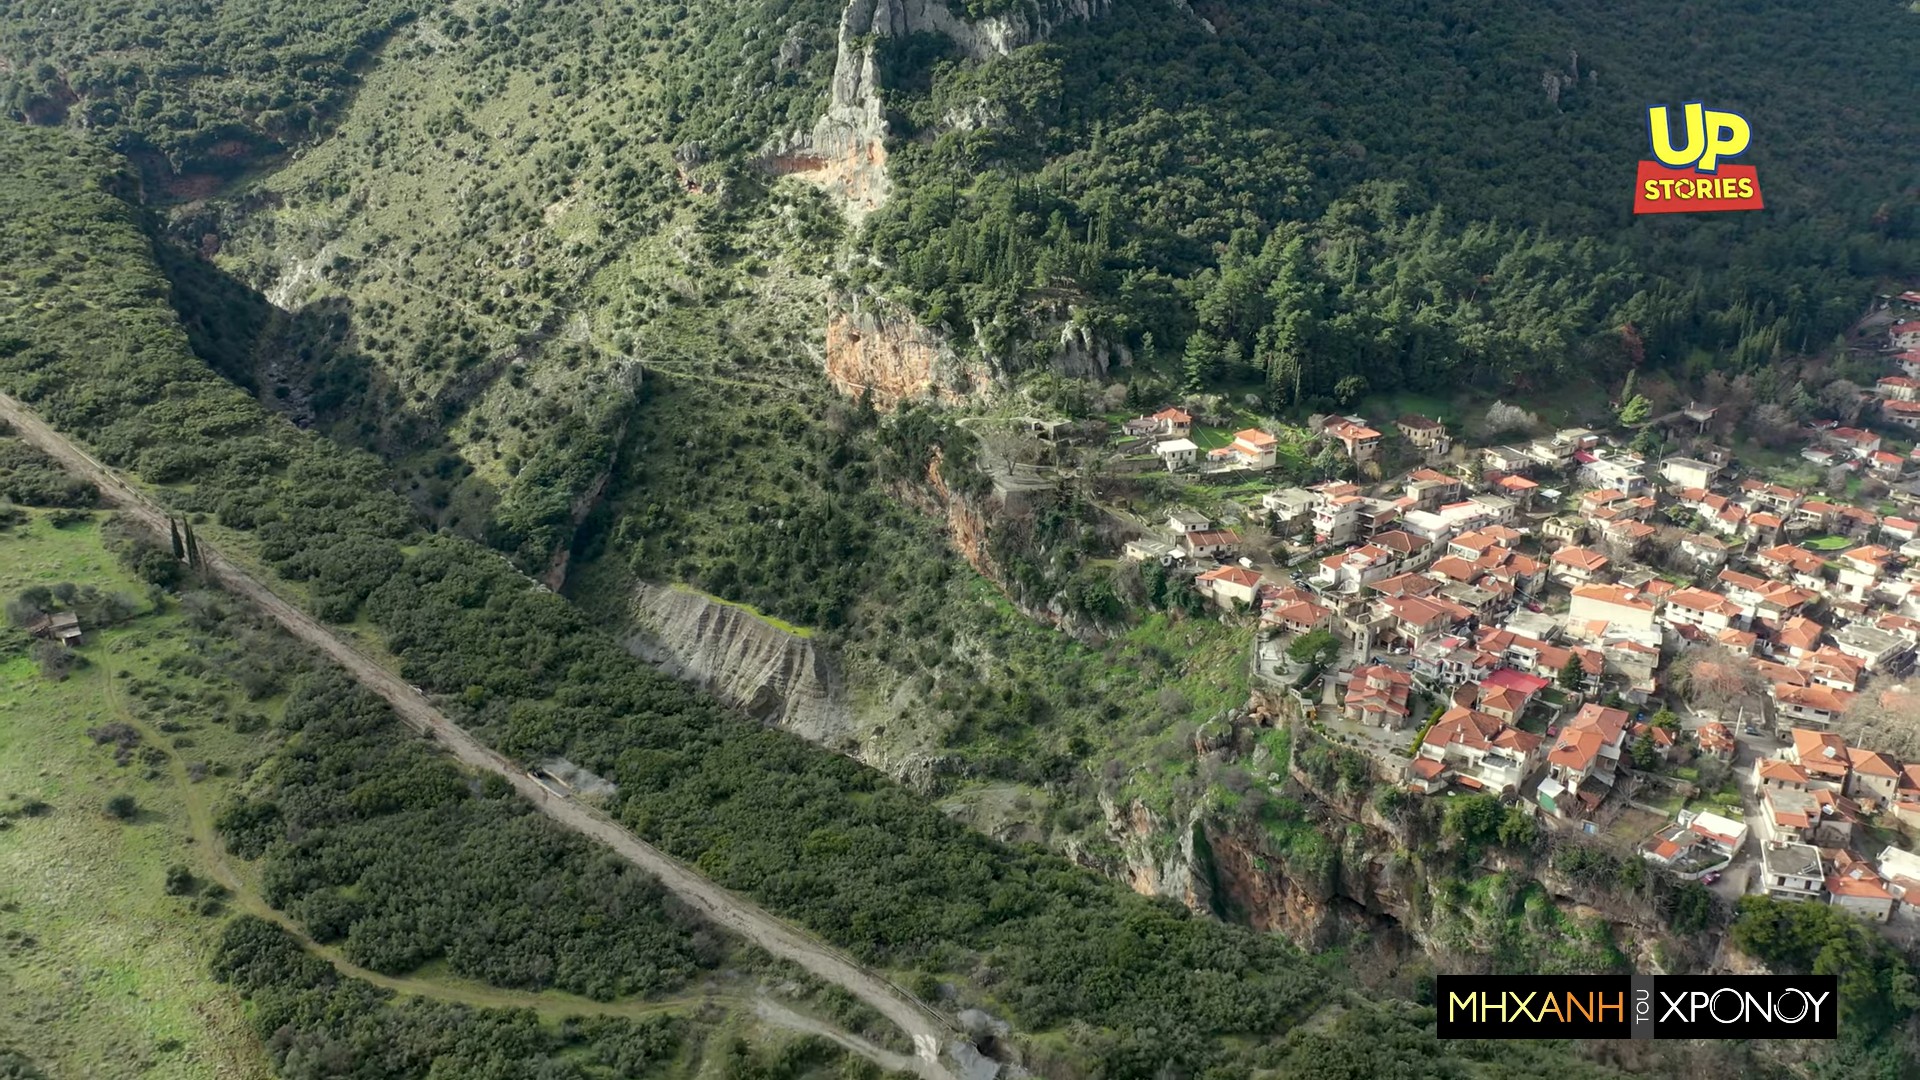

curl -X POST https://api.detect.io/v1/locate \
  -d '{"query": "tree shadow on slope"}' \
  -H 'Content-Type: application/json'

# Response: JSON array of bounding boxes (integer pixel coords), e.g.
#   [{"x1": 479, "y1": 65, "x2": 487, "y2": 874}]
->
[{"x1": 154, "y1": 238, "x2": 503, "y2": 541}]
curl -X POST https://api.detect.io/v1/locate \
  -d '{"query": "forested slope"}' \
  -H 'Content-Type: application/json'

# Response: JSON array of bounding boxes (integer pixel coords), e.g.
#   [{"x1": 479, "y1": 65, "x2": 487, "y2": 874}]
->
[
  {"x1": 0, "y1": 113, "x2": 1661, "y2": 1080},
  {"x1": 864, "y1": 0, "x2": 1920, "y2": 400}
]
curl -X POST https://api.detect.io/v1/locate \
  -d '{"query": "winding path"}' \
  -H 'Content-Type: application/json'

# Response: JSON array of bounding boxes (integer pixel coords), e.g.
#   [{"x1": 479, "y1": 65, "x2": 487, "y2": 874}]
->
[{"x1": 0, "y1": 393, "x2": 960, "y2": 1080}]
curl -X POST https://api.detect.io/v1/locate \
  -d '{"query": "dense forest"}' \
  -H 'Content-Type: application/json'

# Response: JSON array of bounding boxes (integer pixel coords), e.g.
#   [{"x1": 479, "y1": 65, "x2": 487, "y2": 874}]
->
[
  {"x1": 0, "y1": 0, "x2": 414, "y2": 182},
  {"x1": 864, "y1": 0, "x2": 1920, "y2": 402},
  {"x1": 220, "y1": 671, "x2": 727, "y2": 1001}
]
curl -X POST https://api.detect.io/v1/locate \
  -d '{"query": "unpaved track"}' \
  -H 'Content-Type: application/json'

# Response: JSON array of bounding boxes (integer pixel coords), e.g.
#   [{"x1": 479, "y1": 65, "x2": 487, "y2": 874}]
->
[{"x1": 0, "y1": 393, "x2": 960, "y2": 1080}]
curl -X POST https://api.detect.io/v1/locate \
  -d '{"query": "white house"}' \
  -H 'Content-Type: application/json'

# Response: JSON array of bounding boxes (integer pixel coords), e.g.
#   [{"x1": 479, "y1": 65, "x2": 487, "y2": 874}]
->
[
  {"x1": 1167, "y1": 510, "x2": 1211, "y2": 534},
  {"x1": 1761, "y1": 842, "x2": 1825, "y2": 902},
  {"x1": 1196, "y1": 565, "x2": 1262, "y2": 609},
  {"x1": 1660, "y1": 457, "x2": 1719, "y2": 490},
  {"x1": 1207, "y1": 428, "x2": 1278, "y2": 470},
  {"x1": 1155, "y1": 438, "x2": 1199, "y2": 471},
  {"x1": 1579, "y1": 452, "x2": 1650, "y2": 495},
  {"x1": 1262, "y1": 488, "x2": 1315, "y2": 532},
  {"x1": 1834, "y1": 623, "x2": 1910, "y2": 671}
]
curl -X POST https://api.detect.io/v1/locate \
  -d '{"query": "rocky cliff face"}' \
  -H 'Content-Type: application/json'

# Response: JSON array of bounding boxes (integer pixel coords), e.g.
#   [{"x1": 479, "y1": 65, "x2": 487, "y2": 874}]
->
[
  {"x1": 1068, "y1": 793, "x2": 1212, "y2": 909},
  {"x1": 771, "y1": 0, "x2": 1110, "y2": 217},
  {"x1": 625, "y1": 583, "x2": 852, "y2": 742},
  {"x1": 824, "y1": 292, "x2": 993, "y2": 408}
]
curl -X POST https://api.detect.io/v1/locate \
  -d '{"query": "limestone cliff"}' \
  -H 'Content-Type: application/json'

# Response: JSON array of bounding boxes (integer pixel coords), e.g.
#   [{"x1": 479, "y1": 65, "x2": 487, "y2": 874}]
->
[
  {"x1": 1082, "y1": 792, "x2": 1211, "y2": 910},
  {"x1": 626, "y1": 583, "x2": 851, "y2": 742},
  {"x1": 825, "y1": 292, "x2": 992, "y2": 408},
  {"x1": 771, "y1": 0, "x2": 1111, "y2": 217}
]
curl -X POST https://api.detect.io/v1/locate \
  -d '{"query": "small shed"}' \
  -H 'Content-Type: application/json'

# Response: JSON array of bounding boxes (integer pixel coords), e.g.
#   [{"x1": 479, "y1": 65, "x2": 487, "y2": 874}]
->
[{"x1": 25, "y1": 611, "x2": 82, "y2": 647}]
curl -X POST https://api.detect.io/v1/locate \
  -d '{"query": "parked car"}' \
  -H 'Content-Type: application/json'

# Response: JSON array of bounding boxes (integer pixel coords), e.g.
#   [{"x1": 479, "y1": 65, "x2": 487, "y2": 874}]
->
[
  {"x1": 1700, "y1": 871, "x2": 1721, "y2": 885},
  {"x1": 1526, "y1": 602, "x2": 1543, "y2": 613}
]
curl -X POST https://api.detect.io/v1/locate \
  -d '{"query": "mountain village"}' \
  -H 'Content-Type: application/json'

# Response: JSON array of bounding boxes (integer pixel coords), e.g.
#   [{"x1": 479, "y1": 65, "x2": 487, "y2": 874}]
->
[{"x1": 1107, "y1": 297, "x2": 1920, "y2": 928}]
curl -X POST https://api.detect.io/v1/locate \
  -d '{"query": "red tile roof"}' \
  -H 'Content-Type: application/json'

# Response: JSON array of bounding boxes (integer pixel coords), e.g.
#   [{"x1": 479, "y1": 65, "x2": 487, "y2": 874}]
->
[
  {"x1": 1482, "y1": 667, "x2": 1550, "y2": 696},
  {"x1": 1776, "y1": 682, "x2": 1858, "y2": 717},
  {"x1": 1552, "y1": 546, "x2": 1610, "y2": 571},
  {"x1": 1776, "y1": 616, "x2": 1824, "y2": 652},
  {"x1": 1198, "y1": 566, "x2": 1262, "y2": 588},
  {"x1": 1757, "y1": 758, "x2": 1810, "y2": 785},
  {"x1": 1666, "y1": 588, "x2": 1739, "y2": 617}
]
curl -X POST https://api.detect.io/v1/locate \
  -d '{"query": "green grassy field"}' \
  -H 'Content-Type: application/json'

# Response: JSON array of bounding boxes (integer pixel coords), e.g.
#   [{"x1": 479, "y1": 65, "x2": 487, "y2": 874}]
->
[{"x1": 0, "y1": 513, "x2": 273, "y2": 1078}]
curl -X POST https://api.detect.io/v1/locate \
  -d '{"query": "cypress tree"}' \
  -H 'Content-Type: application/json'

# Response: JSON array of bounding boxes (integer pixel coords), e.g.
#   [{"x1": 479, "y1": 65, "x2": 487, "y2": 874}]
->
[
  {"x1": 183, "y1": 520, "x2": 201, "y2": 570},
  {"x1": 168, "y1": 517, "x2": 184, "y2": 561}
]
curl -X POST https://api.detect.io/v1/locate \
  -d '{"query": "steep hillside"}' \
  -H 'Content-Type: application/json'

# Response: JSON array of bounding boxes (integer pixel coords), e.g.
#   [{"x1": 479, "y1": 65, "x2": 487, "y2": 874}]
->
[
  {"x1": 856, "y1": 0, "x2": 1920, "y2": 399},
  {"x1": 0, "y1": 116, "x2": 1527, "y2": 1080}
]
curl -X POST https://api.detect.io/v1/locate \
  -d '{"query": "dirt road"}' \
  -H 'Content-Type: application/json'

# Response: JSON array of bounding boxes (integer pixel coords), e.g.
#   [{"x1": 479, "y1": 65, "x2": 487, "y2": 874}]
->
[{"x1": 0, "y1": 393, "x2": 960, "y2": 1080}]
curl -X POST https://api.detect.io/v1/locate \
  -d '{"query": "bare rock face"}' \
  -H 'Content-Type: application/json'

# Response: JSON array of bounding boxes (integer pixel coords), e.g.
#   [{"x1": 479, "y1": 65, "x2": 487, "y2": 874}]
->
[
  {"x1": 1091, "y1": 791, "x2": 1212, "y2": 913},
  {"x1": 769, "y1": 0, "x2": 1110, "y2": 218},
  {"x1": 1050, "y1": 317, "x2": 1133, "y2": 379},
  {"x1": 625, "y1": 584, "x2": 850, "y2": 744},
  {"x1": 825, "y1": 292, "x2": 993, "y2": 408}
]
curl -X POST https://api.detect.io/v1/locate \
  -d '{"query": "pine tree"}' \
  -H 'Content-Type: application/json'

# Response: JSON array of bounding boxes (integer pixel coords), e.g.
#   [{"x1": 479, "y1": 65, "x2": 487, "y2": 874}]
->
[
  {"x1": 1182, "y1": 330, "x2": 1219, "y2": 394},
  {"x1": 1558, "y1": 655, "x2": 1585, "y2": 691},
  {"x1": 168, "y1": 518, "x2": 184, "y2": 561}
]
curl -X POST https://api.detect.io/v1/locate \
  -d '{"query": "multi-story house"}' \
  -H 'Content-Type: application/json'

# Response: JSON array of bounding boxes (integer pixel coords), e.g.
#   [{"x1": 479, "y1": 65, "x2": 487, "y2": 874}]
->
[
  {"x1": 1262, "y1": 487, "x2": 1316, "y2": 534},
  {"x1": 1412, "y1": 707, "x2": 1543, "y2": 797},
  {"x1": 1680, "y1": 534, "x2": 1732, "y2": 568},
  {"x1": 1660, "y1": 456, "x2": 1720, "y2": 490},
  {"x1": 1579, "y1": 451, "x2": 1650, "y2": 495},
  {"x1": 1323, "y1": 416, "x2": 1383, "y2": 461},
  {"x1": 1827, "y1": 857, "x2": 1896, "y2": 922},
  {"x1": 1660, "y1": 588, "x2": 1743, "y2": 641},
  {"x1": 1396, "y1": 415, "x2": 1451, "y2": 455},
  {"x1": 1550, "y1": 546, "x2": 1611, "y2": 586},
  {"x1": 1834, "y1": 623, "x2": 1911, "y2": 672},
  {"x1": 1835, "y1": 545, "x2": 1896, "y2": 603},
  {"x1": 1761, "y1": 842, "x2": 1825, "y2": 903},
  {"x1": 1756, "y1": 544, "x2": 1829, "y2": 591},
  {"x1": 1771, "y1": 682, "x2": 1857, "y2": 728},
  {"x1": 1404, "y1": 467, "x2": 1464, "y2": 510},
  {"x1": 1196, "y1": 565, "x2": 1262, "y2": 609},
  {"x1": 1312, "y1": 487, "x2": 1364, "y2": 545},
  {"x1": 1880, "y1": 375, "x2": 1920, "y2": 402},
  {"x1": 1540, "y1": 703, "x2": 1630, "y2": 817}
]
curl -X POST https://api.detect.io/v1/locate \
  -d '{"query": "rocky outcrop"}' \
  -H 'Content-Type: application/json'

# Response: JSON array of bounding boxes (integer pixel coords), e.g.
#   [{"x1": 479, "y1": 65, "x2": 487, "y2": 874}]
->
[
  {"x1": 625, "y1": 584, "x2": 851, "y2": 743},
  {"x1": 1047, "y1": 314, "x2": 1132, "y2": 379},
  {"x1": 825, "y1": 292, "x2": 992, "y2": 408},
  {"x1": 770, "y1": 0, "x2": 1110, "y2": 217},
  {"x1": 1088, "y1": 792, "x2": 1212, "y2": 910}
]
